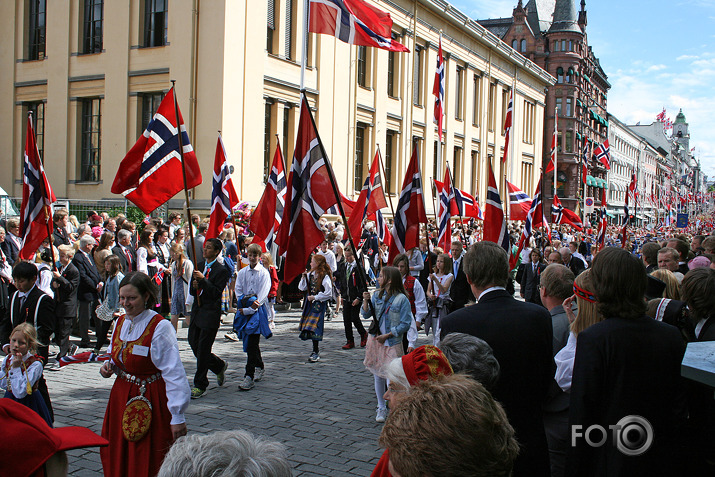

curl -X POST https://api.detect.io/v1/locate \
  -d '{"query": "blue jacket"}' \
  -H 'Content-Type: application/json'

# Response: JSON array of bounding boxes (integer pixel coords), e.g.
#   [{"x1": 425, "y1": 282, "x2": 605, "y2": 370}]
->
[
  {"x1": 233, "y1": 295, "x2": 273, "y2": 352},
  {"x1": 361, "y1": 292, "x2": 412, "y2": 346},
  {"x1": 103, "y1": 272, "x2": 124, "y2": 310}
]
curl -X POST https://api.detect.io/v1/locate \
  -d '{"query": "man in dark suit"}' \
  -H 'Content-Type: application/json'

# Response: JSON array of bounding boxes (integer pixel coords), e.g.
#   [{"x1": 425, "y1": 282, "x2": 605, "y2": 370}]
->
[
  {"x1": 0, "y1": 261, "x2": 56, "y2": 422},
  {"x1": 418, "y1": 239, "x2": 437, "y2": 293},
  {"x1": 112, "y1": 229, "x2": 136, "y2": 274},
  {"x1": 441, "y1": 241, "x2": 553, "y2": 477},
  {"x1": 567, "y1": 247, "x2": 686, "y2": 477},
  {"x1": 72, "y1": 235, "x2": 102, "y2": 348},
  {"x1": 51, "y1": 244, "x2": 80, "y2": 360},
  {"x1": 449, "y1": 241, "x2": 474, "y2": 309},
  {"x1": 188, "y1": 238, "x2": 230, "y2": 399},
  {"x1": 667, "y1": 238, "x2": 691, "y2": 275},
  {"x1": 519, "y1": 249, "x2": 548, "y2": 305},
  {"x1": 560, "y1": 247, "x2": 585, "y2": 277},
  {"x1": 336, "y1": 246, "x2": 367, "y2": 349},
  {"x1": 1, "y1": 219, "x2": 21, "y2": 265},
  {"x1": 51, "y1": 210, "x2": 71, "y2": 247}
]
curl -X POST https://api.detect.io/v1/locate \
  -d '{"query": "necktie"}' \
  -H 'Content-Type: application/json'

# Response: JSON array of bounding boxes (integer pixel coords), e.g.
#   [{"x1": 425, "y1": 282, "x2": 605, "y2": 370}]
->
[
  {"x1": 19, "y1": 294, "x2": 26, "y2": 309},
  {"x1": 125, "y1": 249, "x2": 132, "y2": 269}
]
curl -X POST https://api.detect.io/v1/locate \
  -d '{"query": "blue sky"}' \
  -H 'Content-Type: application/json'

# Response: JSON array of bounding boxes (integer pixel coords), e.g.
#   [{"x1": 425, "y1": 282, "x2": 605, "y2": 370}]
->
[{"x1": 449, "y1": 0, "x2": 715, "y2": 179}]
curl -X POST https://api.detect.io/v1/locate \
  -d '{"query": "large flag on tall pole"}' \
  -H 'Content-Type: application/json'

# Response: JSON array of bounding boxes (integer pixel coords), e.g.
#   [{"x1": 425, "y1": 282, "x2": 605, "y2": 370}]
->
[
  {"x1": 501, "y1": 89, "x2": 513, "y2": 163},
  {"x1": 510, "y1": 179, "x2": 549, "y2": 269},
  {"x1": 206, "y1": 134, "x2": 239, "y2": 240},
  {"x1": 597, "y1": 187, "x2": 607, "y2": 249},
  {"x1": 276, "y1": 94, "x2": 340, "y2": 284},
  {"x1": 250, "y1": 141, "x2": 287, "y2": 252},
  {"x1": 19, "y1": 114, "x2": 57, "y2": 261},
  {"x1": 483, "y1": 161, "x2": 509, "y2": 251},
  {"x1": 593, "y1": 140, "x2": 611, "y2": 170},
  {"x1": 551, "y1": 194, "x2": 583, "y2": 230},
  {"x1": 389, "y1": 145, "x2": 427, "y2": 261},
  {"x1": 506, "y1": 181, "x2": 532, "y2": 221},
  {"x1": 111, "y1": 87, "x2": 202, "y2": 214},
  {"x1": 347, "y1": 151, "x2": 387, "y2": 244},
  {"x1": 433, "y1": 35, "x2": 445, "y2": 145},
  {"x1": 435, "y1": 181, "x2": 483, "y2": 220},
  {"x1": 308, "y1": 0, "x2": 409, "y2": 52},
  {"x1": 436, "y1": 165, "x2": 454, "y2": 251}
]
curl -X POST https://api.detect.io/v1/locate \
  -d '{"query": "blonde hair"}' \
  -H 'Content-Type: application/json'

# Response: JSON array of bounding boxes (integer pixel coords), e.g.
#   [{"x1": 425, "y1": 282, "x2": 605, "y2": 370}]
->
[
  {"x1": 650, "y1": 268, "x2": 681, "y2": 300},
  {"x1": 261, "y1": 253, "x2": 274, "y2": 268},
  {"x1": 570, "y1": 270, "x2": 603, "y2": 335},
  {"x1": 11, "y1": 323, "x2": 39, "y2": 354}
]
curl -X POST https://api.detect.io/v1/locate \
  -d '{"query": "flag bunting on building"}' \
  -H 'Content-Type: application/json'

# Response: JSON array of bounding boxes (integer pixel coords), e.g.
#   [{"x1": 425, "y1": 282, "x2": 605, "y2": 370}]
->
[
  {"x1": 388, "y1": 145, "x2": 427, "y2": 261},
  {"x1": 206, "y1": 135, "x2": 239, "y2": 240},
  {"x1": 593, "y1": 139, "x2": 610, "y2": 170},
  {"x1": 308, "y1": 0, "x2": 409, "y2": 52},
  {"x1": 19, "y1": 114, "x2": 57, "y2": 261},
  {"x1": 276, "y1": 93, "x2": 340, "y2": 284},
  {"x1": 111, "y1": 87, "x2": 202, "y2": 214},
  {"x1": 506, "y1": 181, "x2": 532, "y2": 221},
  {"x1": 501, "y1": 89, "x2": 513, "y2": 163},
  {"x1": 483, "y1": 161, "x2": 509, "y2": 252}
]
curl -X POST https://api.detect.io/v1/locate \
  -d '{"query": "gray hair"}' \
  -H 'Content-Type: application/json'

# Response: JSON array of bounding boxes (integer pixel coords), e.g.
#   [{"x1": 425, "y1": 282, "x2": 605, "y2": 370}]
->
[
  {"x1": 79, "y1": 235, "x2": 96, "y2": 249},
  {"x1": 157, "y1": 430, "x2": 292, "y2": 477},
  {"x1": 383, "y1": 357, "x2": 410, "y2": 390},
  {"x1": 76, "y1": 224, "x2": 89, "y2": 235},
  {"x1": 439, "y1": 333, "x2": 500, "y2": 392},
  {"x1": 117, "y1": 229, "x2": 132, "y2": 242},
  {"x1": 540, "y1": 264, "x2": 575, "y2": 301}
]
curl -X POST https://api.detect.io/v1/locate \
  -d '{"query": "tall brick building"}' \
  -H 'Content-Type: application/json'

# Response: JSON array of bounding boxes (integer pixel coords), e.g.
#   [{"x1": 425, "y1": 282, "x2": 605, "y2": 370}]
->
[{"x1": 479, "y1": 0, "x2": 610, "y2": 212}]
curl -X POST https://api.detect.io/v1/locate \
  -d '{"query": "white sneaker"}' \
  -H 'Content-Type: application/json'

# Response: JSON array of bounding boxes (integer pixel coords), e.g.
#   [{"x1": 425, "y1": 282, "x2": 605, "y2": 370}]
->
[
  {"x1": 238, "y1": 375, "x2": 254, "y2": 391},
  {"x1": 254, "y1": 368, "x2": 265, "y2": 382},
  {"x1": 224, "y1": 332, "x2": 239, "y2": 342},
  {"x1": 375, "y1": 407, "x2": 388, "y2": 423}
]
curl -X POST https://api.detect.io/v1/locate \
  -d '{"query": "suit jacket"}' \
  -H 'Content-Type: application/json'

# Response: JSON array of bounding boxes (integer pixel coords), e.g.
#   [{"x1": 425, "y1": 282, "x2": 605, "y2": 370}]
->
[
  {"x1": 1, "y1": 286, "x2": 55, "y2": 361},
  {"x1": 112, "y1": 244, "x2": 137, "y2": 274},
  {"x1": 567, "y1": 316, "x2": 686, "y2": 477},
  {"x1": 52, "y1": 226, "x2": 71, "y2": 246},
  {"x1": 418, "y1": 251, "x2": 437, "y2": 292},
  {"x1": 522, "y1": 261, "x2": 547, "y2": 303},
  {"x1": 72, "y1": 250, "x2": 101, "y2": 302},
  {"x1": 678, "y1": 262, "x2": 690, "y2": 275},
  {"x1": 566, "y1": 257, "x2": 585, "y2": 277},
  {"x1": 449, "y1": 256, "x2": 474, "y2": 309},
  {"x1": 1, "y1": 237, "x2": 19, "y2": 265},
  {"x1": 441, "y1": 290, "x2": 554, "y2": 477},
  {"x1": 190, "y1": 260, "x2": 230, "y2": 329},
  {"x1": 53, "y1": 262, "x2": 80, "y2": 318},
  {"x1": 336, "y1": 260, "x2": 366, "y2": 301}
]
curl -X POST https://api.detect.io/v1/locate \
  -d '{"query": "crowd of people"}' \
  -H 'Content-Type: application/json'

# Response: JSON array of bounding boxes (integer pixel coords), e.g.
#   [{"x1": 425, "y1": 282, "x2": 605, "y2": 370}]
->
[{"x1": 0, "y1": 206, "x2": 714, "y2": 476}]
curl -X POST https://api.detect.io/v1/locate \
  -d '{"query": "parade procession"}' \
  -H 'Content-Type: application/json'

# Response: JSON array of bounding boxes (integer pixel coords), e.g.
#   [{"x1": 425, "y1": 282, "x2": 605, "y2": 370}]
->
[{"x1": 0, "y1": 1, "x2": 714, "y2": 476}]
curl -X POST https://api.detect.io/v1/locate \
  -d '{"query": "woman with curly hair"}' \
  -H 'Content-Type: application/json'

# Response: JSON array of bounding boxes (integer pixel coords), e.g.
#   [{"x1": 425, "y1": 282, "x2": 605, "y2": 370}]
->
[{"x1": 298, "y1": 254, "x2": 333, "y2": 363}]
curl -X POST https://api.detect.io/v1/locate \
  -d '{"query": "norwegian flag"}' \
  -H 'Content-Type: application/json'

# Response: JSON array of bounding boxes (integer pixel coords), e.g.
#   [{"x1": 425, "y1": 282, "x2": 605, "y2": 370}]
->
[
  {"x1": 388, "y1": 145, "x2": 427, "y2": 261},
  {"x1": 19, "y1": 115, "x2": 57, "y2": 260},
  {"x1": 276, "y1": 94, "x2": 340, "y2": 284},
  {"x1": 656, "y1": 108, "x2": 666, "y2": 121},
  {"x1": 454, "y1": 188, "x2": 483, "y2": 220},
  {"x1": 593, "y1": 139, "x2": 611, "y2": 170},
  {"x1": 436, "y1": 167, "x2": 454, "y2": 251},
  {"x1": 376, "y1": 209, "x2": 391, "y2": 247},
  {"x1": 153, "y1": 269, "x2": 165, "y2": 287},
  {"x1": 206, "y1": 135, "x2": 239, "y2": 240},
  {"x1": 112, "y1": 88, "x2": 202, "y2": 214},
  {"x1": 551, "y1": 194, "x2": 583, "y2": 231},
  {"x1": 250, "y1": 141, "x2": 287, "y2": 253},
  {"x1": 347, "y1": 151, "x2": 388, "y2": 244},
  {"x1": 483, "y1": 161, "x2": 509, "y2": 251},
  {"x1": 581, "y1": 139, "x2": 590, "y2": 184},
  {"x1": 309, "y1": 0, "x2": 409, "y2": 52},
  {"x1": 59, "y1": 351, "x2": 111, "y2": 368},
  {"x1": 433, "y1": 37, "x2": 445, "y2": 142},
  {"x1": 506, "y1": 181, "x2": 532, "y2": 221},
  {"x1": 597, "y1": 187, "x2": 607, "y2": 248},
  {"x1": 545, "y1": 118, "x2": 556, "y2": 174},
  {"x1": 664, "y1": 118, "x2": 673, "y2": 130},
  {"x1": 502, "y1": 89, "x2": 513, "y2": 163},
  {"x1": 510, "y1": 179, "x2": 549, "y2": 269}
]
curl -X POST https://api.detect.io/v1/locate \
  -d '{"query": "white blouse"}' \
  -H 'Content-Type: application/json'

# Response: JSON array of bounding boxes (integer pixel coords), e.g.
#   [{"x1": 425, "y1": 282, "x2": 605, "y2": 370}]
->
[
  {"x1": 554, "y1": 331, "x2": 578, "y2": 393},
  {"x1": 0, "y1": 353, "x2": 43, "y2": 399},
  {"x1": 299, "y1": 273, "x2": 333, "y2": 302},
  {"x1": 136, "y1": 246, "x2": 165, "y2": 276},
  {"x1": 108, "y1": 310, "x2": 190, "y2": 425}
]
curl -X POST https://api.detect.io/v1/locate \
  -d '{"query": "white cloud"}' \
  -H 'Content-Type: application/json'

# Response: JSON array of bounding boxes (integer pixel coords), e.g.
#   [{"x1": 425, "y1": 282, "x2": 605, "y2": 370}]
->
[
  {"x1": 676, "y1": 54, "x2": 699, "y2": 61},
  {"x1": 646, "y1": 64, "x2": 667, "y2": 72}
]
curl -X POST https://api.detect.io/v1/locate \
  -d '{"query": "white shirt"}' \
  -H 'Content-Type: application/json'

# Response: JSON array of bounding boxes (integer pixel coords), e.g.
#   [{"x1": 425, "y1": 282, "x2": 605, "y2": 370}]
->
[
  {"x1": 234, "y1": 262, "x2": 271, "y2": 315},
  {"x1": 477, "y1": 286, "x2": 506, "y2": 302},
  {"x1": 409, "y1": 249, "x2": 424, "y2": 277},
  {"x1": 137, "y1": 246, "x2": 165, "y2": 275},
  {"x1": 318, "y1": 249, "x2": 337, "y2": 273},
  {"x1": 35, "y1": 263, "x2": 54, "y2": 299},
  {"x1": 0, "y1": 353, "x2": 43, "y2": 399},
  {"x1": 299, "y1": 272, "x2": 333, "y2": 301},
  {"x1": 108, "y1": 310, "x2": 190, "y2": 425},
  {"x1": 554, "y1": 332, "x2": 577, "y2": 392},
  {"x1": 695, "y1": 318, "x2": 709, "y2": 339}
]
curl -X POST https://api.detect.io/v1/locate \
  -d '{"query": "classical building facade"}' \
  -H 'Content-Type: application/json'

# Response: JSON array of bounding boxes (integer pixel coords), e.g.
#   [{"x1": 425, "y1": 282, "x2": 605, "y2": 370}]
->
[
  {"x1": 478, "y1": 0, "x2": 610, "y2": 212},
  {"x1": 0, "y1": 0, "x2": 553, "y2": 217}
]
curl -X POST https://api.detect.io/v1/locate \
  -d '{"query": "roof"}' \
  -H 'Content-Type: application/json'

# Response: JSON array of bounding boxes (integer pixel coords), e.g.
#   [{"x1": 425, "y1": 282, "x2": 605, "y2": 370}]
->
[
  {"x1": 675, "y1": 109, "x2": 687, "y2": 124},
  {"x1": 548, "y1": 0, "x2": 582, "y2": 34},
  {"x1": 525, "y1": 0, "x2": 557, "y2": 34},
  {"x1": 476, "y1": 18, "x2": 513, "y2": 39}
]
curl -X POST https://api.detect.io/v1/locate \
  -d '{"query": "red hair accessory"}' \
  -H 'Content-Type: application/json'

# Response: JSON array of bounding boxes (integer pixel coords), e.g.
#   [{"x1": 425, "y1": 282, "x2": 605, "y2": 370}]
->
[
  {"x1": 401, "y1": 345, "x2": 453, "y2": 385},
  {"x1": 573, "y1": 283, "x2": 597, "y2": 303}
]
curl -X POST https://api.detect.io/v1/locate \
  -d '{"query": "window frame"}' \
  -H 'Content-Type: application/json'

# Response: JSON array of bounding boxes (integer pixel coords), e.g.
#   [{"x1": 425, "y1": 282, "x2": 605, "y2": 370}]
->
[
  {"x1": 82, "y1": 0, "x2": 104, "y2": 54},
  {"x1": 143, "y1": 0, "x2": 168, "y2": 48},
  {"x1": 79, "y1": 97, "x2": 102, "y2": 182}
]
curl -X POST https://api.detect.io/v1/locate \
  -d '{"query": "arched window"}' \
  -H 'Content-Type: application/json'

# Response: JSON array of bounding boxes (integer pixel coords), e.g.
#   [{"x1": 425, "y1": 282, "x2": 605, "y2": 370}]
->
[
  {"x1": 566, "y1": 67, "x2": 574, "y2": 83},
  {"x1": 520, "y1": 39, "x2": 527, "y2": 52},
  {"x1": 512, "y1": 39, "x2": 518, "y2": 50},
  {"x1": 557, "y1": 67, "x2": 564, "y2": 84}
]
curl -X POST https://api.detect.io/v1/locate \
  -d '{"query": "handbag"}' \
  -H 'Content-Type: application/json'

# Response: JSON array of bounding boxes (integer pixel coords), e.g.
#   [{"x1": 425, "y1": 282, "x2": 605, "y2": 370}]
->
[{"x1": 95, "y1": 299, "x2": 114, "y2": 322}]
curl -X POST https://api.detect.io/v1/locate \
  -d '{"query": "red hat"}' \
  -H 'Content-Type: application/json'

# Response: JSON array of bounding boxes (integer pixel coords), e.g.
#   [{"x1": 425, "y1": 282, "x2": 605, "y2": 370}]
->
[
  {"x1": 0, "y1": 399, "x2": 108, "y2": 477},
  {"x1": 401, "y1": 345, "x2": 453, "y2": 385}
]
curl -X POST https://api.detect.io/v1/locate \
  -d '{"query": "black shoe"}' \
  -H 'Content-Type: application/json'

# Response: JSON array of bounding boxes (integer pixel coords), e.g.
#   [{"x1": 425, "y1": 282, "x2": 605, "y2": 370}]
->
[{"x1": 78, "y1": 342, "x2": 92, "y2": 348}]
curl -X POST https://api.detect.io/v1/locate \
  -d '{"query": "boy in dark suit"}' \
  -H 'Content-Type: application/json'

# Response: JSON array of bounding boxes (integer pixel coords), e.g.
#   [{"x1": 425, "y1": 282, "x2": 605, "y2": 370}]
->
[
  {"x1": 188, "y1": 238, "x2": 230, "y2": 399},
  {"x1": 51, "y1": 244, "x2": 80, "y2": 359},
  {"x1": 336, "y1": 246, "x2": 367, "y2": 349}
]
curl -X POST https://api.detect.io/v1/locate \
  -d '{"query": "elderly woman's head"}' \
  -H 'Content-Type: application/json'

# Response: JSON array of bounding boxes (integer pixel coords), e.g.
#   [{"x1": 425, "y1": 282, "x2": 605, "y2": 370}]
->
[
  {"x1": 439, "y1": 333, "x2": 500, "y2": 391},
  {"x1": 382, "y1": 345, "x2": 453, "y2": 408}
]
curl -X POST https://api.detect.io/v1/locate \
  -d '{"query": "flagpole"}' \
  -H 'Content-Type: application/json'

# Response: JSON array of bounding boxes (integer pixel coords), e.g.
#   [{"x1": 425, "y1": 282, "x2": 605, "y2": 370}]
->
[
  {"x1": 553, "y1": 106, "x2": 558, "y2": 211},
  {"x1": 376, "y1": 145, "x2": 397, "y2": 221},
  {"x1": 28, "y1": 111, "x2": 57, "y2": 270},
  {"x1": 447, "y1": 163, "x2": 465, "y2": 244},
  {"x1": 172, "y1": 81, "x2": 200, "y2": 305},
  {"x1": 300, "y1": 0, "x2": 309, "y2": 92}
]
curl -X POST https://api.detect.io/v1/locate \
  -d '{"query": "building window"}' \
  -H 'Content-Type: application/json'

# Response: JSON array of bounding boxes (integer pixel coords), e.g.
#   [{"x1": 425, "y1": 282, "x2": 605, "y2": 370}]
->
[
  {"x1": 557, "y1": 131, "x2": 562, "y2": 153},
  {"x1": 81, "y1": 0, "x2": 103, "y2": 54},
  {"x1": 267, "y1": 0, "x2": 276, "y2": 53},
  {"x1": 471, "y1": 150, "x2": 479, "y2": 197},
  {"x1": 139, "y1": 91, "x2": 164, "y2": 134},
  {"x1": 487, "y1": 83, "x2": 496, "y2": 132},
  {"x1": 385, "y1": 131, "x2": 395, "y2": 194},
  {"x1": 472, "y1": 74, "x2": 481, "y2": 127},
  {"x1": 566, "y1": 67, "x2": 573, "y2": 83},
  {"x1": 264, "y1": 100, "x2": 273, "y2": 183},
  {"x1": 28, "y1": 0, "x2": 46, "y2": 60},
  {"x1": 357, "y1": 46, "x2": 367, "y2": 87},
  {"x1": 433, "y1": 141, "x2": 440, "y2": 182},
  {"x1": 500, "y1": 89, "x2": 510, "y2": 136},
  {"x1": 566, "y1": 97, "x2": 573, "y2": 117},
  {"x1": 453, "y1": 147, "x2": 462, "y2": 189},
  {"x1": 455, "y1": 66, "x2": 464, "y2": 120},
  {"x1": 520, "y1": 39, "x2": 526, "y2": 52},
  {"x1": 285, "y1": 0, "x2": 295, "y2": 60},
  {"x1": 387, "y1": 50, "x2": 396, "y2": 97},
  {"x1": 79, "y1": 98, "x2": 101, "y2": 182},
  {"x1": 512, "y1": 39, "x2": 518, "y2": 50},
  {"x1": 26, "y1": 102, "x2": 46, "y2": 161},
  {"x1": 553, "y1": 40, "x2": 559, "y2": 52},
  {"x1": 143, "y1": 0, "x2": 168, "y2": 48},
  {"x1": 355, "y1": 124, "x2": 366, "y2": 191},
  {"x1": 556, "y1": 67, "x2": 564, "y2": 83},
  {"x1": 561, "y1": 39, "x2": 566, "y2": 51},
  {"x1": 565, "y1": 130, "x2": 573, "y2": 153},
  {"x1": 282, "y1": 104, "x2": 292, "y2": 162},
  {"x1": 556, "y1": 97, "x2": 562, "y2": 116},
  {"x1": 522, "y1": 100, "x2": 535, "y2": 144},
  {"x1": 413, "y1": 45, "x2": 423, "y2": 106},
  {"x1": 521, "y1": 161, "x2": 534, "y2": 195},
  {"x1": 569, "y1": 40, "x2": 574, "y2": 51}
]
